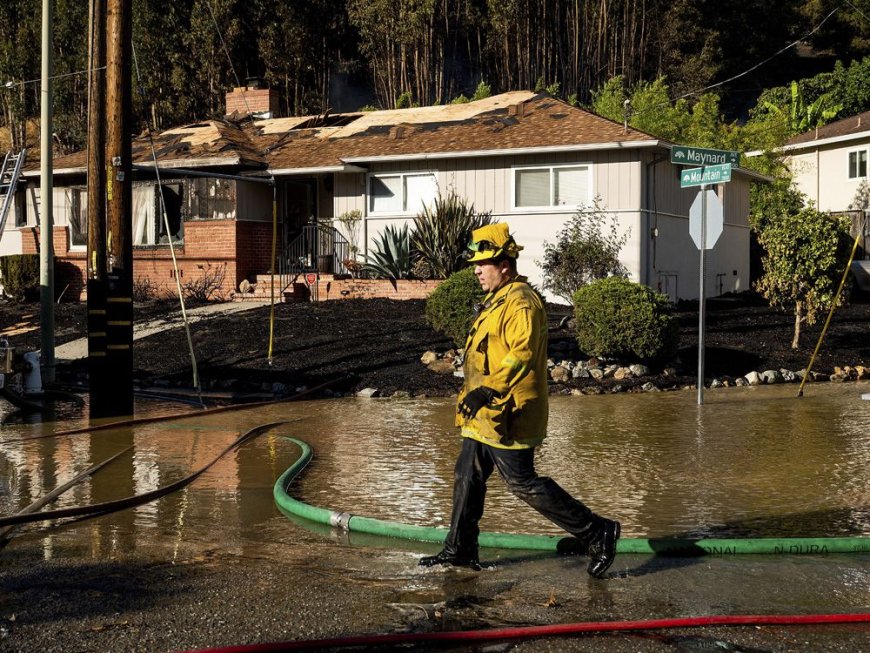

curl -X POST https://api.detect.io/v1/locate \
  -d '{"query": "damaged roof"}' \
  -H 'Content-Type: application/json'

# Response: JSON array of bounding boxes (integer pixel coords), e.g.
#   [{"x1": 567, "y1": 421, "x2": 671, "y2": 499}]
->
[
  {"x1": 257, "y1": 92, "x2": 661, "y2": 172},
  {"x1": 27, "y1": 92, "x2": 662, "y2": 177},
  {"x1": 26, "y1": 119, "x2": 266, "y2": 176}
]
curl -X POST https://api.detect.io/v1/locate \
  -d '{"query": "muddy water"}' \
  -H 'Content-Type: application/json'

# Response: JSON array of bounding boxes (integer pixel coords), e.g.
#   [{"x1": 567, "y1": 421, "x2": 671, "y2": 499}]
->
[{"x1": 0, "y1": 382, "x2": 868, "y2": 558}]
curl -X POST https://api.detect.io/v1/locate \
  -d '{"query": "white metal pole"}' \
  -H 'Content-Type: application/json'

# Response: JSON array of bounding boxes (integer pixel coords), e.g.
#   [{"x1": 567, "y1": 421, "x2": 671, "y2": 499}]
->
[
  {"x1": 39, "y1": 0, "x2": 55, "y2": 384},
  {"x1": 697, "y1": 185, "x2": 707, "y2": 405}
]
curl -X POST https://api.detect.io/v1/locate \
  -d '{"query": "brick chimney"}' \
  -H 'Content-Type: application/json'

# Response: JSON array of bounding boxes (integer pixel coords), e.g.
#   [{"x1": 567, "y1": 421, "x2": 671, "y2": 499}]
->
[{"x1": 225, "y1": 84, "x2": 279, "y2": 118}]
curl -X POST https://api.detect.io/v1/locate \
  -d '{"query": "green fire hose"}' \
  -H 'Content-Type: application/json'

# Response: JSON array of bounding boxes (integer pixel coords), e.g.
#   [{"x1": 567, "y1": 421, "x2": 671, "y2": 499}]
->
[{"x1": 274, "y1": 438, "x2": 870, "y2": 556}]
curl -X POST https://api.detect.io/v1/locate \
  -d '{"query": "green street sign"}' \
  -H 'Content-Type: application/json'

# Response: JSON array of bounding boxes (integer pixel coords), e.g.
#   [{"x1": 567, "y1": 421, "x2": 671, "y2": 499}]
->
[
  {"x1": 671, "y1": 145, "x2": 740, "y2": 167},
  {"x1": 680, "y1": 163, "x2": 732, "y2": 188}
]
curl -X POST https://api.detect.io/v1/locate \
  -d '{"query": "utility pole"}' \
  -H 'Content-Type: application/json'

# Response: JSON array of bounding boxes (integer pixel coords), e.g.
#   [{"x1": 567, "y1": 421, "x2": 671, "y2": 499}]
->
[
  {"x1": 39, "y1": 0, "x2": 55, "y2": 384},
  {"x1": 104, "y1": 0, "x2": 133, "y2": 416},
  {"x1": 87, "y1": 0, "x2": 110, "y2": 417}
]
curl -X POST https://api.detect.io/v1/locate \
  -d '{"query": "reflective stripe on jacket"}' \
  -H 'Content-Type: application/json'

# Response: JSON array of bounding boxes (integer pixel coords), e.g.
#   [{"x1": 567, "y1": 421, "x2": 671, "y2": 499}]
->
[{"x1": 456, "y1": 276, "x2": 549, "y2": 449}]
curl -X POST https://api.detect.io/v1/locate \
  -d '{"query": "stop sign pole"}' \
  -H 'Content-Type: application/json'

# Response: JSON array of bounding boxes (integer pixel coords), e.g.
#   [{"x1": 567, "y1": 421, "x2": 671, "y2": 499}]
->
[
  {"x1": 697, "y1": 186, "x2": 708, "y2": 405},
  {"x1": 675, "y1": 146, "x2": 737, "y2": 405}
]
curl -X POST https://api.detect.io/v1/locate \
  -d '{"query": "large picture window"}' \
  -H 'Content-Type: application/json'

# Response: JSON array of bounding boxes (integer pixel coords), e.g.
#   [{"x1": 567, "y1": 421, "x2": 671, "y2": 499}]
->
[
  {"x1": 368, "y1": 172, "x2": 437, "y2": 215},
  {"x1": 848, "y1": 149, "x2": 868, "y2": 179},
  {"x1": 513, "y1": 164, "x2": 591, "y2": 209}
]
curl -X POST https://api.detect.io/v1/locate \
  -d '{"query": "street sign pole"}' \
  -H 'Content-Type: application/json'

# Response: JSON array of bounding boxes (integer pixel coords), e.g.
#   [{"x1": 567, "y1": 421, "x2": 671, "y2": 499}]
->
[{"x1": 697, "y1": 185, "x2": 707, "y2": 405}]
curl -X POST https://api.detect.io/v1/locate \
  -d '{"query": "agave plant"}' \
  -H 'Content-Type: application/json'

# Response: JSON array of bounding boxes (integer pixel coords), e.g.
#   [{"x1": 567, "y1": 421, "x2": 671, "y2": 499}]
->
[
  {"x1": 361, "y1": 224, "x2": 412, "y2": 281},
  {"x1": 411, "y1": 191, "x2": 494, "y2": 279}
]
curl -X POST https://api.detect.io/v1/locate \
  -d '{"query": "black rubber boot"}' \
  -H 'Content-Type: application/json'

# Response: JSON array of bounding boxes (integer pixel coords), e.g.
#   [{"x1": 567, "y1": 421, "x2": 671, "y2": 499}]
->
[
  {"x1": 587, "y1": 519, "x2": 620, "y2": 578},
  {"x1": 419, "y1": 550, "x2": 481, "y2": 571}
]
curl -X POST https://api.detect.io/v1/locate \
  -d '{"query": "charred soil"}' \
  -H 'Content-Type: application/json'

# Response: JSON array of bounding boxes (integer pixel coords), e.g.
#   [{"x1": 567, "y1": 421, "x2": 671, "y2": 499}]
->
[{"x1": 2, "y1": 293, "x2": 869, "y2": 398}]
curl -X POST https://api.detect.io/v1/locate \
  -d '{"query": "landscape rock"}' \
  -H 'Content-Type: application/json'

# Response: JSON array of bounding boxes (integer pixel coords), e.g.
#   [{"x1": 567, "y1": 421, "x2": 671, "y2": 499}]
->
[
  {"x1": 550, "y1": 366, "x2": 571, "y2": 383},
  {"x1": 613, "y1": 366, "x2": 632, "y2": 381},
  {"x1": 420, "y1": 351, "x2": 439, "y2": 365},
  {"x1": 427, "y1": 360, "x2": 456, "y2": 375}
]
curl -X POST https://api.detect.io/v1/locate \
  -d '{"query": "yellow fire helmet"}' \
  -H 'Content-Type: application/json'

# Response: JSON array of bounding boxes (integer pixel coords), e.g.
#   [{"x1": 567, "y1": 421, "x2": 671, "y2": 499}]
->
[{"x1": 466, "y1": 223, "x2": 524, "y2": 262}]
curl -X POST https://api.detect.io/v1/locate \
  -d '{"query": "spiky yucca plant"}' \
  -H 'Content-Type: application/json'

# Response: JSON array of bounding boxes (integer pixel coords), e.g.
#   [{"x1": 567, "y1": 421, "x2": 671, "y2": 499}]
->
[
  {"x1": 411, "y1": 191, "x2": 494, "y2": 279},
  {"x1": 361, "y1": 224, "x2": 412, "y2": 281}
]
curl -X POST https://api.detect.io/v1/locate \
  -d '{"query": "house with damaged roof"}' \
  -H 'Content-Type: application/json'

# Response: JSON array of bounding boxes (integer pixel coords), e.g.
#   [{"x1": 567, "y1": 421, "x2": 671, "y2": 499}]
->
[{"x1": 6, "y1": 89, "x2": 764, "y2": 302}]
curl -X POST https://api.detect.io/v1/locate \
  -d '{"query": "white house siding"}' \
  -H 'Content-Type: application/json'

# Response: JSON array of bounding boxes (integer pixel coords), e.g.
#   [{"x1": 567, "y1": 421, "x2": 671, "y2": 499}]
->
[
  {"x1": 645, "y1": 155, "x2": 751, "y2": 301},
  {"x1": 331, "y1": 149, "x2": 752, "y2": 303},
  {"x1": 0, "y1": 227, "x2": 22, "y2": 257},
  {"x1": 786, "y1": 138, "x2": 870, "y2": 212}
]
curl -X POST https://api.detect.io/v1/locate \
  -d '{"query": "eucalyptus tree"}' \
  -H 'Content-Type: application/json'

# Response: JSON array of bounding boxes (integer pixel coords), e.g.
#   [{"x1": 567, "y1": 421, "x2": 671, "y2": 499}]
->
[{"x1": 0, "y1": 0, "x2": 42, "y2": 150}]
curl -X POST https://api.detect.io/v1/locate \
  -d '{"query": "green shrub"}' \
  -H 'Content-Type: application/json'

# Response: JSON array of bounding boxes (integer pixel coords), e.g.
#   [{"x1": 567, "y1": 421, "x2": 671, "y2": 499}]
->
[
  {"x1": 0, "y1": 254, "x2": 40, "y2": 302},
  {"x1": 572, "y1": 277, "x2": 678, "y2": 362},
  {"x1": 425, "y1": 267, "x2": 485, "y2": 347}
]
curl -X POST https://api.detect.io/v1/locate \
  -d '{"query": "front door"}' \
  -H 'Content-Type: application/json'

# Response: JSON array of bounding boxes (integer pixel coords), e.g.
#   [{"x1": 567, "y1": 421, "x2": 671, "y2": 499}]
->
[{"x1": 280, "y1": 178, "x2": 318, "y2": 250}]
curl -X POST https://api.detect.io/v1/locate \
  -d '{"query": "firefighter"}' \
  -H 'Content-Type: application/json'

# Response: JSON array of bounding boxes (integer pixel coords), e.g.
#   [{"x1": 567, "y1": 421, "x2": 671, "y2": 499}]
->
[{"x1": 419, "y1": 223, "x2": 621, "y2": 577}]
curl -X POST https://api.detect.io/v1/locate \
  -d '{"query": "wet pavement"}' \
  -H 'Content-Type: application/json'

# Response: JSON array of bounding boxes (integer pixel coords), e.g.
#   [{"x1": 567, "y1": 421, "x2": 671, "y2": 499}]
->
[{"x1": 0, "y1": 383, "x2": 869, "y2": 651}]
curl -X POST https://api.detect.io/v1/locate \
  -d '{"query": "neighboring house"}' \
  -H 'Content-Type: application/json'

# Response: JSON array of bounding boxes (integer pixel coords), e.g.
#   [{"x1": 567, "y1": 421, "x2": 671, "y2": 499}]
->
[
  {"x1": 776, "y1": 111, "x2": 870, "y2": 289},
  {"x1": 8, "y1": 89, "x2": 763, "y2": 302}
]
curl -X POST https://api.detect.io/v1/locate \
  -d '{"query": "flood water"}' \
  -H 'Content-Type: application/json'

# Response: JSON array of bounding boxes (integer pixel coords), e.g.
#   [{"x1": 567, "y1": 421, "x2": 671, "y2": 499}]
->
[{"x1": 1, "y1": 381, "x2": 869, "y2": 558}]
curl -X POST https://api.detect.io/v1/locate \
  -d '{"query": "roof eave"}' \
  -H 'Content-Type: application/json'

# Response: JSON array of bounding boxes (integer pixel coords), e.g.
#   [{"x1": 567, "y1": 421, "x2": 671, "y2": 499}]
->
[
  {"x1": 268, "y1": 164, "x2": 368, "y2": 176},
  {"x1": 340, "y1": 140, "x2": 663, "y2": 164},
  {"x1": 780, "y1": 129, "x2": 870, "y2": 152}
]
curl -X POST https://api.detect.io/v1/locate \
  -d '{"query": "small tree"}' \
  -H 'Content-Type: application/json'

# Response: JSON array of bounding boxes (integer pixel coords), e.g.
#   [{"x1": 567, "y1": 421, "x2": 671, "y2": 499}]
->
[
  {"x1": 754, "y1": 207, "x2": 853, "y2": 349},
  {"x1": 537, "y1": 198, "x2": 629, "y2": 304}
]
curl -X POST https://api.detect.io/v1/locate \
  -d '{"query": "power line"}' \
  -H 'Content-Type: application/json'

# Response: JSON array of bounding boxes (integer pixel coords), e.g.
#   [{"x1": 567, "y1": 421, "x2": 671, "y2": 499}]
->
[{"x1": 2, "y1": 67, "x2": 106, "y2": 90}]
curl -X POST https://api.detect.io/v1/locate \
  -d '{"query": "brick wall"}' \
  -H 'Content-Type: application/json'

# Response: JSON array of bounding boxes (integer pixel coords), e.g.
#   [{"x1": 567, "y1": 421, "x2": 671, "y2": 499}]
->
[
  {"x1": 24, "y1": 217, "x2": 275, "y2": 301},
  {"x1": 236, "y1": 221, "x2": 278, "y2": 283},
  {"x1": 315, "y1": 278, "x2": 442, "y2": 301}
]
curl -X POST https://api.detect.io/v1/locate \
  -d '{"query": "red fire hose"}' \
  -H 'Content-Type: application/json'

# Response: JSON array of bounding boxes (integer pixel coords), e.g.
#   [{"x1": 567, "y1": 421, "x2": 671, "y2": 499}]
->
[{"x1": 176, "y1": 612, "x2": 870, "y2": 652}]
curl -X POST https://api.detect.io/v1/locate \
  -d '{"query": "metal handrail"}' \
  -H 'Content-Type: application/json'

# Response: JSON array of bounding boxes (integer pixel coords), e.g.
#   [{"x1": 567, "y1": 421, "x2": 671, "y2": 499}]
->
[{"x1": 276, "y1": 222, "x2": 351, "y2": 294}]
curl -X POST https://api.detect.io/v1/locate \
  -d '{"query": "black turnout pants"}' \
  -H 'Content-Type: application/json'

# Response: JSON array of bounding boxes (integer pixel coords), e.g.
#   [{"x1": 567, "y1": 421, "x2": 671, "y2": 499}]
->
[{"x1": 442, "y1": 437, "x2": 603, "y2": 558}]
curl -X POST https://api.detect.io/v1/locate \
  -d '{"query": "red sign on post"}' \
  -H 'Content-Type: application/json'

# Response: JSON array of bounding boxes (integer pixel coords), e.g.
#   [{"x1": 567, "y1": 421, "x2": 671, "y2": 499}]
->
[{"x1": 305, "y1": 273, "x2": 318, "y2": 285}]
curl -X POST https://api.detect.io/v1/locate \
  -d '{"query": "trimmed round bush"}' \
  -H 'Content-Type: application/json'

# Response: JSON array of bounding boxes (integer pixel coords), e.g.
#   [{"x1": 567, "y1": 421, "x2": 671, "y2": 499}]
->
[
  {"x1": 425, "y1": 266, "x2": 485, "y2": 347},
  {"x1": 572, "y1": 277, "x2": 678, "y2": 362}
]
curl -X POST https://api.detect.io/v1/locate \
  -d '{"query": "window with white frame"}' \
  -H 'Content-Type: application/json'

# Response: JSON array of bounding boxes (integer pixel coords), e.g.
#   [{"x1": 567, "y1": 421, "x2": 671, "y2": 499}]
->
[
  {"x1": 849, "y1": 149, "x2": 868, "y2": 179},
  {"x1": 66, "y1": 188, "x2": 87, "y2": 248},
  {"x1": 513, "y1": 164, "x2": 591, "y2": 209},
  {"x1": 368, "y1": 172, "x2": 437, "y2": 215},
  {"x1": 132, "y1": 182, "x2": 184, "y2": 246}
]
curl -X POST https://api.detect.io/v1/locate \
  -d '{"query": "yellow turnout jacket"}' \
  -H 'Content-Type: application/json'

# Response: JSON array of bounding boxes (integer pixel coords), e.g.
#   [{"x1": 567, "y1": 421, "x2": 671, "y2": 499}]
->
[{"x1": 456, "y1": 276, "x2": 549, "y2": 449}]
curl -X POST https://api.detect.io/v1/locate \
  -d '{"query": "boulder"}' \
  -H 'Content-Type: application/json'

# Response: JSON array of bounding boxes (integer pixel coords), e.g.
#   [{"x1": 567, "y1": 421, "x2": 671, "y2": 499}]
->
[
  {"x1": 629, "y1": 364, "x2": 650, "y2": 377},
  {"x1": 357, "y1": 387, "x2": 379, "y2": 398},
  {"x1": 744, "y1": 371, "x2": 763, "y2": 386},
  {"x1": 761, "y1": 369, "x2": 784, "y2": 384}
]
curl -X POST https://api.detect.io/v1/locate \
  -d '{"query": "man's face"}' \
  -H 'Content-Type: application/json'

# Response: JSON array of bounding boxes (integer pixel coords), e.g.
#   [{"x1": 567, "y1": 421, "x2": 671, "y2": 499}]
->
[{"x1": 474, "y1": 260, "x2": 509, "y2": 292}]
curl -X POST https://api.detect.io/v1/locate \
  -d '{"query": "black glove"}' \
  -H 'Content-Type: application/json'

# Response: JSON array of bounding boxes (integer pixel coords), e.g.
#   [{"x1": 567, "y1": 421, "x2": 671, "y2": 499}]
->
[{"x1": 458, "y1": 386, "x2": 499, "y2": 419}]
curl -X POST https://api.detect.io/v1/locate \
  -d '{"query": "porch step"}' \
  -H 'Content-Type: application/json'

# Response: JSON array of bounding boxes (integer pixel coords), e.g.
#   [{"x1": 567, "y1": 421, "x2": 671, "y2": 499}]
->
[{"x1": 232, "y1": 274, "x2": 338, "y2": 302}]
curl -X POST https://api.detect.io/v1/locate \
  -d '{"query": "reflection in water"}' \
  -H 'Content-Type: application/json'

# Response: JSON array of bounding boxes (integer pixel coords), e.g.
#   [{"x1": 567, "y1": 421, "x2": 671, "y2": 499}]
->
[{"x1": 0, "y1": 382, "x2": 868, "y2": 560}]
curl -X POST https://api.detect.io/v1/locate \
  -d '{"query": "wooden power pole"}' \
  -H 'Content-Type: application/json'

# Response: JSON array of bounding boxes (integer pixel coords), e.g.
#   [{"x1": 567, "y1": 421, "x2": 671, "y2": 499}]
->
[
  {"x1": 86, "y1": 0, "x2": 109, "y2": 417},
  {"x1": 103, "y1": 0, "x2": 133, "y2": 417}
]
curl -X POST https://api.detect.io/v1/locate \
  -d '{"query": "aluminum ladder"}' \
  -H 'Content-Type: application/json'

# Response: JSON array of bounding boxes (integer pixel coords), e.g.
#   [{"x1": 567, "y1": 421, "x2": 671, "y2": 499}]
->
[{"x1": 0, "y1": 149, "x2": 27, "y2": 240}]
